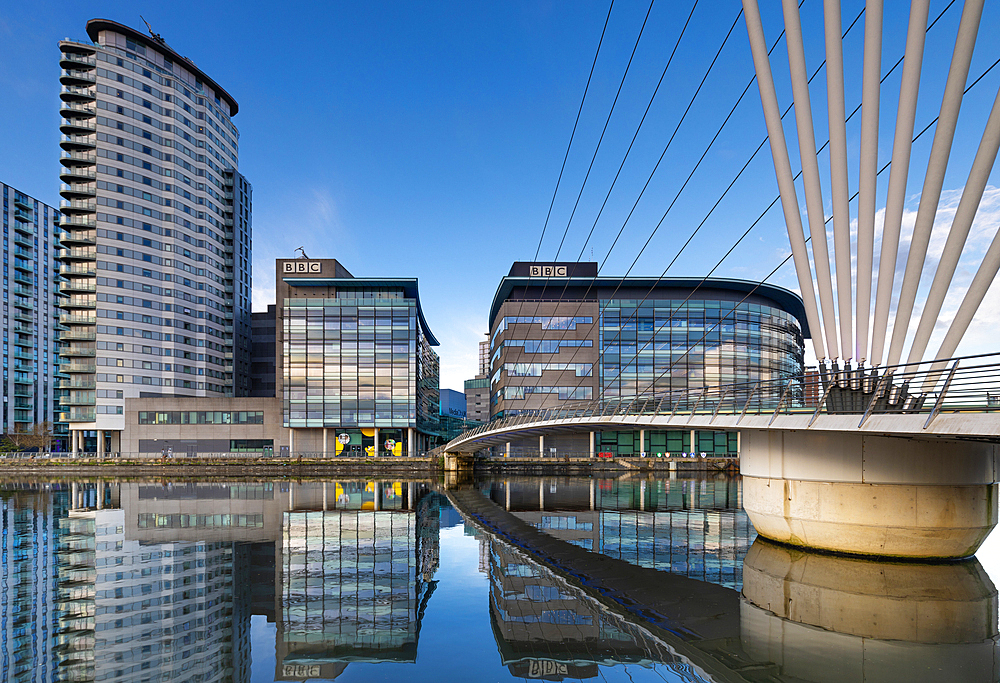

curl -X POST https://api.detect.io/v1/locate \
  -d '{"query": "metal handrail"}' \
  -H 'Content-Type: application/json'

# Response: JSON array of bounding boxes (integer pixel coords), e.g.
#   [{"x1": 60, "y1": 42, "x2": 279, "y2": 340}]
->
[{"x1": 445, "y1": 352, "x2": 1000, "y2": 450}]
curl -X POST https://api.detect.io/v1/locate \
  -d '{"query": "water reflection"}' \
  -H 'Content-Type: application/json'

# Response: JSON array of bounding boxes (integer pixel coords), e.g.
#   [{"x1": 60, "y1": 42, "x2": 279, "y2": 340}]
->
[
  {"x1": 0, "y1": 477, "x2": 995, "y2": 682},
  {"x1": 741, "y1": 539, "x2": 999, "y2": 682},
  {"x1": 480, "y1": 476, "x2": 755, "y2": 589}
]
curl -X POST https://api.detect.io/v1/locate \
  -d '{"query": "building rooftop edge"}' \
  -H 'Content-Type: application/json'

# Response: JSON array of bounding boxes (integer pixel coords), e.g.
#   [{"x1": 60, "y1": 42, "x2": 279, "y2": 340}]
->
[
  {"x1": 83, "y1": 18, "x2": 240, "y2": 116},
  {"x1": 488, "y1": 275, "x2": 811, "y2": 339},
  {"x1": 281, "y1": 277, "x2": 440, "y2": 347}
]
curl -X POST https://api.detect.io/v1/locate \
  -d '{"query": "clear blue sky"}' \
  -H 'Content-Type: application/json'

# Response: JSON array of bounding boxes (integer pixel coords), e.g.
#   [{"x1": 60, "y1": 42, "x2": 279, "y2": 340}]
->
[{"x1": 3, "y1": 1, "x2": 1000, "y2": 388}]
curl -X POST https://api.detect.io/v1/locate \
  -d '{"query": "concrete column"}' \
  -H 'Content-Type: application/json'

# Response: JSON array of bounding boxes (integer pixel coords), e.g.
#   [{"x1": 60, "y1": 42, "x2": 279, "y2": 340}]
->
[
  {"x1": 505, "y1": 442, "x2": 511, "y2": 458},
  {"x1": 737, "y1": 431, "x2": 741, "y2": 457},
  {"x1": 690, "y1": 430, "x2": 696, "y2": 456},
  {"x1": 323, "y1": 428, "x2": 328, "y2": 458},
  {"x1": 111, "y1": 431, "x2": 120, "y2": 455},
  {"x1": 539, "y1": 435, "x2": 545, "y2": 458},
  {"x1": 640, "y1": 429, "x2": 645, "y2": 455},
  {"x1": 289, "y1": 429, "x2": 295, "y2": 456},
  {"x1": 589, "y1": 431, "x2": 595, "y2": 458},
  {"x1": 373, "y1": 428, "x2": 379, "y2": 457},
  {"x1": 71, "y1": 431, "x2": 78, "y2": 455},
  {"x1": 408, "y1": 428, "x2": 415, "y2": 457},
  {"x1": 741, "y1": 430, "x2": 998, "y2": 559},
  {"x1": 97, "y1": 430, "x2": 105, "y2": 456}
]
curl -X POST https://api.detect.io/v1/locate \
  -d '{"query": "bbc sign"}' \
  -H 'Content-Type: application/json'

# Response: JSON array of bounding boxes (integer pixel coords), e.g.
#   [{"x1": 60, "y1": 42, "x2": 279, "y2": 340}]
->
[
  {"x1": 529, "y1": 265, "x2": 567, "y2": 277},
  {"x1": 283, "y1": 261, "x2": 321, "y2": 274}
]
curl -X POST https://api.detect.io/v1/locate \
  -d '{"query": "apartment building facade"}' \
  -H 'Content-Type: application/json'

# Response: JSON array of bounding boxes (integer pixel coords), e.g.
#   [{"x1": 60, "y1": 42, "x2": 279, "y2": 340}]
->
[
  {"x1": 57, "y1": 19, "x2": 251, "y2": 453},
  {"x1": 2, "y1": 183, "x2": 66, "y2": 447}
]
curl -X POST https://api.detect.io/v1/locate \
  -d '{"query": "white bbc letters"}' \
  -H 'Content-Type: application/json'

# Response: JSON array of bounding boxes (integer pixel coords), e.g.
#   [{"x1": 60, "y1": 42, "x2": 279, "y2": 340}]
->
[
  {"x1": 529, "y1": 265, "x2": 567, "y2": 277},
  {"x1": 283, "y1": 261, "x2": 322, "y2": 274}
]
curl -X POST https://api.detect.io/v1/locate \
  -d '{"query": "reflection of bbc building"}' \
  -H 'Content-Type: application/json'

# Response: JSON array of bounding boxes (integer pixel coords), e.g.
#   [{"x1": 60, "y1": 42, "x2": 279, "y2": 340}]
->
[{"x1": 275, "y1": 258, "x2": 441, "y2": 456}]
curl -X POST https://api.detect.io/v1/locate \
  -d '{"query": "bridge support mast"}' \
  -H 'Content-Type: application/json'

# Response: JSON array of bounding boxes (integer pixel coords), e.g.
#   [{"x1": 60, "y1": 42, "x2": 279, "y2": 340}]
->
[{"x1": 741, "y1": 430, "x2": 997, "y2": 559}]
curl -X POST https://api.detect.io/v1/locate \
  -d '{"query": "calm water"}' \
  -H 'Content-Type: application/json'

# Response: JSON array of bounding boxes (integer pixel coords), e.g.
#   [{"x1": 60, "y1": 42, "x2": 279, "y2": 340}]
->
[{"x1": 1, "y1": 474, "x2": 996, "y2": 682}]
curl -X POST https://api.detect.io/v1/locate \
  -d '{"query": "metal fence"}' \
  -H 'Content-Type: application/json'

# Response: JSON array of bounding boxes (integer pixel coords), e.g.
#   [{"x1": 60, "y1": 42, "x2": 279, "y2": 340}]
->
[{"x1": 450, "y1": 352, "x2": 1000, "y2": 446}]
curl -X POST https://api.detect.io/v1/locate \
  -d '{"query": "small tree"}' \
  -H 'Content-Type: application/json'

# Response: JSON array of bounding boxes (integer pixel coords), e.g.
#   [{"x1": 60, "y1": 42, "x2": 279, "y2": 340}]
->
[{"x1": 2, "y1": 422, "x2": 54, "y2": 453}]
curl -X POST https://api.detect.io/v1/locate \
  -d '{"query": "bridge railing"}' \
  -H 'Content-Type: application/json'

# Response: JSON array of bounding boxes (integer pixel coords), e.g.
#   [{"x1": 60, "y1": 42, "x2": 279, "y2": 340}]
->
[{"x1": 449, "y1": 352, "x2": 1000, "y2": 446}]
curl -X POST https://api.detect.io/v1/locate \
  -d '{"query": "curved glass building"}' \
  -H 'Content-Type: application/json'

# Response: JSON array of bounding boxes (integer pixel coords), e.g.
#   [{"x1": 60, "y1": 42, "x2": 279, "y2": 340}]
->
[{"x1": 487, "y1": 263, "x2": 809, "y2": 456}]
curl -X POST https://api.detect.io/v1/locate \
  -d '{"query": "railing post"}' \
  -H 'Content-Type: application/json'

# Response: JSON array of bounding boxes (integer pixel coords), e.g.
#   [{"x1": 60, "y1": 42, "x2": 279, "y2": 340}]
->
[
  {"x1": 768, "y1": 379, "x2": 795, "y2": 426},
  {"x1": 711, "y1": 388, "x2": 730, "y2": 423},
  {"x1": 923, "y1": 359, "x2": 961, "y2": 429},
  {"x1": 809, "y1": 380, "x2": 838, "y2": 427},
  {"x1": 739, "y1": 383, "x2": 760, "y2": 423},
  {"x1": 857, "y1": 372, "x2": 890, "y2": 428}
]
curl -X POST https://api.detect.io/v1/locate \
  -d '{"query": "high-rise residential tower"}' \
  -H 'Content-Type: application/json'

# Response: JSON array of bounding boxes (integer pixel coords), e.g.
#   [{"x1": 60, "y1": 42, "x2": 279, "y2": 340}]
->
[
  {"x1": 57, "y1": 19, "x2": 252, "y2": 453},
  {"x1": 2, "y1": 183, "x2": 66, "y2": 448}
]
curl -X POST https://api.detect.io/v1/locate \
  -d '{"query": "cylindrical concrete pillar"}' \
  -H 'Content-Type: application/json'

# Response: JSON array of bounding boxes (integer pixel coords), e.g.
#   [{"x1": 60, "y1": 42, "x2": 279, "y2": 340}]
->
[
  {"x1": 97, "y1": 430, "x2": 105, "y2": 456},
  {"x1": 740, "y1": 430, "x2": 998, "y2": 558},
  {"x1": 289, "y1": 429, "x2": 295, "y2": 456},
  {"x1": 373, "y1": 428, "x2": 379, "y2": 457},
  {"x1": 539, "y1": 435, "x2": 545, "y2": 458},
  {"x1": 323, "y1": 428, "x2": 328, "y2": 458},
  {"x1": 408, "y1": 428, "x2": 415, "y2": 457},
  {"x1": 589, "y1": 431, "x2": 595, "y2": 458},
  {"x1": 639, "y1": 429, "x2": 645, "y2": 455}
]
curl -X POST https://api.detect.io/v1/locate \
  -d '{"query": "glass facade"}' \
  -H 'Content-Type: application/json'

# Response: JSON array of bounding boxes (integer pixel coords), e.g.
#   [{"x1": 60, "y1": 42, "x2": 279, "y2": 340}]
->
[
  {"x1": 599, "y1": 299, "x2": 803, "y2": 401},
  {"x1": 487, "y1": 268, "x2": 806, "y2": 420},
  {"x1": 282, "y1": 294, "x2": 439, "y2": 432}
]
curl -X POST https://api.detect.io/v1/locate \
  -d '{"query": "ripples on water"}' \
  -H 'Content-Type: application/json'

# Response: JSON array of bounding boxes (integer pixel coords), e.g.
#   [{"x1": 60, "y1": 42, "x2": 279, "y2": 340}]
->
[{"x1": 0, "y1": 474, "x2": 995, "y2": 682}]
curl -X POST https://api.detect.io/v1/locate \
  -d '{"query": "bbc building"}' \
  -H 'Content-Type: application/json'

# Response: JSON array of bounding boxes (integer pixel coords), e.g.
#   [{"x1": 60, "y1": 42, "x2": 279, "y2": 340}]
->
[{"x1": 487, "y1": 262, "x2": 808, "y2": 457}]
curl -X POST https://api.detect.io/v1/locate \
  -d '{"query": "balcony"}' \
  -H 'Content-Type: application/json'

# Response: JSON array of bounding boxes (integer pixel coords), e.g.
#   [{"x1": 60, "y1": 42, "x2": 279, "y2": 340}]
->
[
  {"x1": 13, "y1": 272, "x2": 32, "y2": 285},
  {"x1": 13, "y1": 297, "x2": 33, "y2": 310},
  {"x1": 13, "y1": 220, "x2": 33, "y2": 236},
  {"x1": 13, "y1": 350, "x2": 34, "y2": 361},
  {"x1": 60, "y1": 281, "x2": 96, "y2": 294},
  {"x1": 13, "y1": 311, "x2": 34, "y2": 323},
  {"x1": 60, "y1": 85, "x2": 96, "y2": 101},
  {"x1": 58, "y1": 249, "x2": 97, "y2": 262},
  {"x1": 60, "y1": 346, "x2": 96, "y2": 358},
  {"x1": 14, "y1": 360, "x2": 34, "y2": 372},
  {"x1": 13, "y1": 208, "x2": 33, "y2": 223},
  {"x1": 13, "y1": 285, "x2": 33, "y2": 297},
  {"x1": 13, "y1": 387, "x2": 34, "y2": 397},
  {"x1": 60, "y1": 52, "x2": 95, "y2": 68},
  {"x1": 63, "y1": 297, "x2": 96, "y2": 309},
  {"x1": 13, "y1": 335, "x2": 33, "y2": 348},
  {"x1": 60, "y1": 363, "x2": 96, "y2": 374},
  {"x1": 61, "y1": 314, "x2": 96, "y2": 325},
  {"x1": 61, "y1": 408, "x2": 96, "y2": 423},
  {"x1": 12, "y1": 323, "x2": 32, "y2": 334},
  {"x1": 60, "y1": 230, "x2": 96, "y2": 246},
  {"x1": 60, "y1": 69, "x2": 96, "y2": 85},
  {"x1": 14, "y1": 233, "x2": 33, "y2": 249},
  {"x1": 58, "y1": 378, "x2": 96, "y2": 390},
  {"x1": 61, "y1": 393, "x2": 96, "y2": 407},
  {"x1": 60, "y1": 135, "x2": 96, "y2": 152},
  {"x1": 60, "y1": 183, "x2": 96, "y2": 197},
  {"x1": 13, "y1": 195, "x2": 31, "y2": 210},
  {"x1": 59, "y1": 119, "x2": 97, "y2": 137},
  {"x1": 61, "y1": 265, "x2": 96, "y2": 277},
  {"x1": 60, "y1": 217, "x2": 96, "y2": 230},
  {"x1": 60, "y1": 329, "x2": 96, "y2": 342},
  {"x1": 59, "y1": 165, "x2": 96, "y2": 181},
  {"x1": 61, "y1": 151, "x2": 96, "y2": 165}
]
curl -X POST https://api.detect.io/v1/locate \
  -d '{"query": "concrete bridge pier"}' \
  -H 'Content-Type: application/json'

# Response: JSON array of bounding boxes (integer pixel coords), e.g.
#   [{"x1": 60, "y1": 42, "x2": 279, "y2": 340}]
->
[{"x1": 740, "y1": 430, "x2": 998, "y2": 559}]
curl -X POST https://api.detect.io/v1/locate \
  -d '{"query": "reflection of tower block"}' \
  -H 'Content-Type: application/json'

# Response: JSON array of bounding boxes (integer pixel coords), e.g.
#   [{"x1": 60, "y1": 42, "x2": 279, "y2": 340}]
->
[{"x1": 416, "y1": 494, "x2": 441, "y2": 581}]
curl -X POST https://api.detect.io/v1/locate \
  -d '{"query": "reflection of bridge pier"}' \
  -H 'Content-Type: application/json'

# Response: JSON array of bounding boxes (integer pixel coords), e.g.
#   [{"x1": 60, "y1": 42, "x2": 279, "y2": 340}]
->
[{"x1": 740, "y1": 539, "x2": 999, "y2": 682}]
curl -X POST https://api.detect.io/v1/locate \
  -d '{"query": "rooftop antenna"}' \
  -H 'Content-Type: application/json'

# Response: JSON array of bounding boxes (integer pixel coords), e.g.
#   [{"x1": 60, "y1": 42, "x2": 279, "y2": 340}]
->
[
  {"x1": 140, "y1": 16, "x2": 165, "y2": 44},
  {"x1": 295, "y1": 247, "x2": 311, "y2": 259}
]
